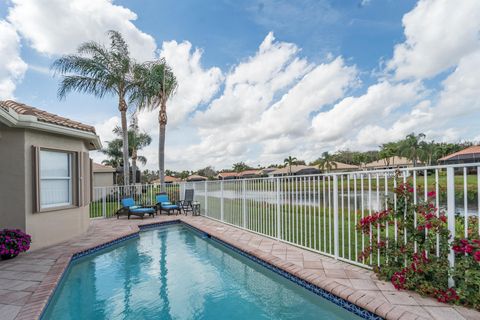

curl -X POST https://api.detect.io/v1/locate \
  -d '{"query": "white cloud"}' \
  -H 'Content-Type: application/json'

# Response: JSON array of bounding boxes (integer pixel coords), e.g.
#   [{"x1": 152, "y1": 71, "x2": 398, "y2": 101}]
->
[
  {"x1": 7, "y1": 0, "x2": 156, "y2": 61},
  {"x1": 387, "y1": 0, "x2": 480, "y2": 80},
  {"x1": 0, "y1": 20, "x2": 27, "y2": 99}
]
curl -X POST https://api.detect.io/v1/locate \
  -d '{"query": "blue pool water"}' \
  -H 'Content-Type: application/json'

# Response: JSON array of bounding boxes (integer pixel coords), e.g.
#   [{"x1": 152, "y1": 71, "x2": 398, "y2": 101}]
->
[{"x1": 43, "y1": 224, "x2": 362, "y2": 319}]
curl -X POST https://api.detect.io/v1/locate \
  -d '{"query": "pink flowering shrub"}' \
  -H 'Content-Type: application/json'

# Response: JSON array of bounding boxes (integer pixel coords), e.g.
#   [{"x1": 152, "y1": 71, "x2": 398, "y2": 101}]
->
[
  {"x1": 356, "y1": 178, "x2": 480, "y2": 310},
  {"x1": 0, "y1": 229, "x2": 31, "y2": 258}
]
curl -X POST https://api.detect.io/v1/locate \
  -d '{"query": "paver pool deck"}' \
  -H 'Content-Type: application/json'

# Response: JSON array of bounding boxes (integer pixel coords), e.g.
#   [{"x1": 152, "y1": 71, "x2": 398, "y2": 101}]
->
[{"x1": 0, "y1": 215, "x2": 479, "y2": 320}]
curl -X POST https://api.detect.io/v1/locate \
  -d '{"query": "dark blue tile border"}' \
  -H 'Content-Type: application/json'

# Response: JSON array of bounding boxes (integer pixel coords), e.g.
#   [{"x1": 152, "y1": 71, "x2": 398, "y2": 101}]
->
[{"x1": 41, "y1": 220, "x2": 382, "y2": 320}]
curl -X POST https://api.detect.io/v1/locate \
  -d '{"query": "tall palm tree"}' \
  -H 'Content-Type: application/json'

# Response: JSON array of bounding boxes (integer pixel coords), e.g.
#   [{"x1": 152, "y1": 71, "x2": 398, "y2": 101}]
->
[
  {"x1": 318, "y1": 151, "x2": 337, "y2": 172},
  {"x1": 132, "y1": 59, "x2": 177, "y2": 191},
  {"x1": 52, "y1": 30, "x2": 138, "y2": 185},
  {"x1": 399, "y1": 133, "x2": 426, "y2": 167},
  {"x1": 283, "y1": 156, "x2": 297, "y2": 174},
  {"x1": 101, "y1": 139, "x2": 123, "y2": 168}
]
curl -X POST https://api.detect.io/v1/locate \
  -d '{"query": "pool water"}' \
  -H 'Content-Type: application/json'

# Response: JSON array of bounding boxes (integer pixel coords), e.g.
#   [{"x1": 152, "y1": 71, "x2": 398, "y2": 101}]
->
[{"x1": 43, "y1": 224, "x2": 362, "y2": 319}]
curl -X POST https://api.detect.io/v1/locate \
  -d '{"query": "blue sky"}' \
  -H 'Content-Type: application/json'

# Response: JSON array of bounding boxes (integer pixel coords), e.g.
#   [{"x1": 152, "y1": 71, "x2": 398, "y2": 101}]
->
[{"x1": 1, "y1": 0, "x2": 479, "y2": 171}]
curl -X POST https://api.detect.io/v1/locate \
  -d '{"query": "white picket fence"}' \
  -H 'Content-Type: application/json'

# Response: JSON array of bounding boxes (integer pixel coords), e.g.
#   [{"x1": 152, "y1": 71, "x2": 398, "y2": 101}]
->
[{"x1": 180, "y1": 163, "x2": 480, "y2": 272}]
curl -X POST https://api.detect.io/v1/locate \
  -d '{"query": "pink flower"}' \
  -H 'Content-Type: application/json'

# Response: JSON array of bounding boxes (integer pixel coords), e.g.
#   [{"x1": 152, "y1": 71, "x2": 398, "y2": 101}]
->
[
  {"x1": 474, "y1": 251, "x2": 480, "y2": 262},
  {"x1": 427, "y1": 191, "x2": 436, "y2": 198}
]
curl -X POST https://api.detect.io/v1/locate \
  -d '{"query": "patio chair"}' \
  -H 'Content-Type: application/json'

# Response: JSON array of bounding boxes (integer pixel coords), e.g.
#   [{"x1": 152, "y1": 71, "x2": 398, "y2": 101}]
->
[
  {"x1": 178, "y1": 189, "x2": 201, "y2": 216},
  {"x1": 116, "y1": 198, "x2": 155, "y2": 219},
  {"x1": 155, "y1": 194, "x2": 180, "y2": 215}
]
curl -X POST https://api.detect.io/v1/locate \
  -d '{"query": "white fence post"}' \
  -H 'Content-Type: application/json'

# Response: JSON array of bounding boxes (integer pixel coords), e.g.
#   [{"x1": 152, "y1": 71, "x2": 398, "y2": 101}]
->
[
  {"x1": 204, "y1": 181, "x2": 208, "y2": 217},
  {"x1": 276, "y1": 177, "x2": 281, "y2": 240},
  {"x1": 446, "y1": 167, "x2": 456, "y2": 288},
  {"x1": 333, "y1": 175, "x2": 339, "y2": 259},
  {"x1": 221, "y1": 180, "x2": 224, "y2": 222},
  {"x1": 242, "y1": 180, "x2": 247, "y2": 228},
  {"x1": 102, "y1": 187, "x2": 107, "y2": 219}
]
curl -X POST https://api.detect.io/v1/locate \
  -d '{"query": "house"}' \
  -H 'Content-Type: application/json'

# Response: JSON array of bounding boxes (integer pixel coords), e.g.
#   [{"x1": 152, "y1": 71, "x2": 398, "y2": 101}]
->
[
  {"x1": 438, "y1": 146, "x2": 480, "y2": 165},
  {"x1": 238, "y1": 169, "x2": 262, "y2": 178},
  {"x1": 152, "y1": 175, "x2": 181, "y2": 184},
  {"x1": 0, "y1": 100, "x2": 101, "y2": 250},
  {"x1": 186, "y1": 174, "x2": 207, "y2": 182},
  {"x1": 270, "y1": 165, "x2": 320, "y2": 177},
  {"x1": 325, "y1": 161, "x2": 360, "y2": 172},
  {"x1": 217, "y1": 172, "x2": 238, "y2": 180},
  {"x1": 363, "y1": 156, "x2": 415, "y2": 170},
  {"x1": 92, "y1": 162, "x2": 116, "y2": 187}
]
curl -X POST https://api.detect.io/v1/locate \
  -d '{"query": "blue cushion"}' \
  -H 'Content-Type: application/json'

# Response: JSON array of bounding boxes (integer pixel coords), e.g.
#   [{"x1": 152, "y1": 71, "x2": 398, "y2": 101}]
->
[
  {"x1": 130, "y1": 207, "x2": 155, "y2": 214},
  {"x1": 162, "y1": 204, "x2": 178, "y2": 209},
  {"x1": 156, "y1": 194, "x2": 169, "y2": 203},
  {"x1": 122, "y1": 198, "x2": 135, "y2": 207}
]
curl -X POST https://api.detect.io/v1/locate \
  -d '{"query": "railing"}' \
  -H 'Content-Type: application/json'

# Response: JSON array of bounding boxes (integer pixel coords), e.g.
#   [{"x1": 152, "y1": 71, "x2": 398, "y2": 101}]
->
[
  {"x1": 181, "y1": 163, "x2": 480, "y2": 274},
  {"x1": 90, "y1": 183, "x2": 180, "y2": 218}
]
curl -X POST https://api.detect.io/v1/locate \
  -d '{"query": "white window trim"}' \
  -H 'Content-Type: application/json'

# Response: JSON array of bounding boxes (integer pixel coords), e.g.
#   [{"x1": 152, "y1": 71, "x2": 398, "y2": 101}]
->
[{"x1": 39, "y1": 150, "x2": 73, "y2": 210}]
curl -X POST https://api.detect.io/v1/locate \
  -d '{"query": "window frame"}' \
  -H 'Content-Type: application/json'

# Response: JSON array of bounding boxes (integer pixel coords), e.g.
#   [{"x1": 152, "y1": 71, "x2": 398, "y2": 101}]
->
[{"x1": 34, "y1": 147, "x2": 80, "y2": 213}]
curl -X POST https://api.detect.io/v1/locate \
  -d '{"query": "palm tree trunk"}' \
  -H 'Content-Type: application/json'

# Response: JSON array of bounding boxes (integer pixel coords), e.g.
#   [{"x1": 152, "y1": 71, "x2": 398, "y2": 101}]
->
[
  {"x1": 120, "y1": 98, "x2": 130, "y2": 186},
  {"x1": 159, "y1": 105, "x2": 167, "y2": 192},
  {"x1": 132, "y1": 152, "x2": 137, "y2": 184}
]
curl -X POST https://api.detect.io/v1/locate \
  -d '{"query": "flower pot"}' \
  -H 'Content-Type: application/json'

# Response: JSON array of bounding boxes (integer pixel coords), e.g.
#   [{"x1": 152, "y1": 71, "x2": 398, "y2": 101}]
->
[{"x1": 1, "y1": 253, "x2": 18, "y2": 260}]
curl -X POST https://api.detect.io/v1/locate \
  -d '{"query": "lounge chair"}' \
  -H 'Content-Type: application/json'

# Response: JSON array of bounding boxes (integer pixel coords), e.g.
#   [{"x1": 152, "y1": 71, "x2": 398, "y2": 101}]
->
[
  {"x1": 116, "y1": 198, "x2": 155, "y2": 219},
  {"x1": 155, "y1": 194, "x2": 180, "y2": 215},
  {"x1": 178, "y1": 189, "x2": 201, "y2": 216}
]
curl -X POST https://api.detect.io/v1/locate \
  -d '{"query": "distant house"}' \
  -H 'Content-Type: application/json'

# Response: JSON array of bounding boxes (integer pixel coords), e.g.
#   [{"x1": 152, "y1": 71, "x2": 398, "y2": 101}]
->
[
  {"x1": 0, "y1": 100, "x2": 101, "y2": 250},
  {"x1": 238, "y1": 169, "x2": 262, "y2": 178},
  {"x1": 260, "y1": 167, "x2": 277, "y2": 176},
  {"x1": 217, "y1": 172, "x2": 238, "y2": 180},
  {"x1": 152, "y1": 176, "x2": 181, "y2": 184},
  {"x1": 270, "y1": 165, "x2": 320, "y2": 177},
  {"x1": 326, "y1": 161, "x2": 360, "y2": 172},
  {"x1": 438, "y1": 146, "x2": 480, "y2": 165},
  {"x1": 364, "y1": 156, "x2": 415, "y2": 170},
  {"x1": 186, "y1": 174, "x2": 207, "y2": 182},
  {"x1": 92, "y1": 162, "x2": 116, "y2": 187}
]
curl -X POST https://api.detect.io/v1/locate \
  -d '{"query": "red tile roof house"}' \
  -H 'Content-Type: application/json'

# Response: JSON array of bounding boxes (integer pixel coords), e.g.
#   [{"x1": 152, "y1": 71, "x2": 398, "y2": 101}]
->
[
  {"x1": 438, "y1": 145, "x2": 480, "y2": 165},
  {"x1": 0, "y1": 100, "x2": 101, "y2": 250}
]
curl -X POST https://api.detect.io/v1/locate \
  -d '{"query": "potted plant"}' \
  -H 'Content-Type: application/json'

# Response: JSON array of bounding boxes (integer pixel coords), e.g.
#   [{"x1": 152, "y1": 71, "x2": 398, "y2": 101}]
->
[{"x1": 0, "y1": 229, "x2": 31, "y2": 260}]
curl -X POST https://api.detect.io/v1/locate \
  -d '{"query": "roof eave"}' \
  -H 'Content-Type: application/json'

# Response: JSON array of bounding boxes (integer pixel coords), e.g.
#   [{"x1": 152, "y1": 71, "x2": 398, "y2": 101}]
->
[{"x1": 0, "y1": 107, "x2": 102, "y2": 150}]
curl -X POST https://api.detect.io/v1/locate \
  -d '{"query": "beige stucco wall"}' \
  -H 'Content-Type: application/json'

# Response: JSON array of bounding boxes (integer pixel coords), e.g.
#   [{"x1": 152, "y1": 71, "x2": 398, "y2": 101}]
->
[
  {"x1": 24, "y1": 130, "x2": 91, "y2": 250},
  {"x1": 0, "y1": 123, "x2": 26, "y2": 230},
  {"x1": 93, "y1": 172, "x2": 115, "y2": 187}
]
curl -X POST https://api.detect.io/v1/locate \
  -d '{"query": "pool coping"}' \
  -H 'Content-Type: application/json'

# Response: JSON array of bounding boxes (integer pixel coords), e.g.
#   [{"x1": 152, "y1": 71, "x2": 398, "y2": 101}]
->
[
  {"x1": 8, "y1": 216, "x2": 452, "y2": 320},
  {"x1": 34, "y1": 219, "x2": 383, "y2": 320}
]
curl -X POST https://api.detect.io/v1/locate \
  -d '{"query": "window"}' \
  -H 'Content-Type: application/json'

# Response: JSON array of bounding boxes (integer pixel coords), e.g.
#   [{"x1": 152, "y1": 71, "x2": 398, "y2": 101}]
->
[{"x1": 39, "y1": 150, "x2": 73, "y2": 209}]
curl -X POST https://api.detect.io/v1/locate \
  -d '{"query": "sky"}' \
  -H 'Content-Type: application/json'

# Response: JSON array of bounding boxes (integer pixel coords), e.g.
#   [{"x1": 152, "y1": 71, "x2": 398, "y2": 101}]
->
[{"x1": 1, "y1": 0, "x2": 480, "y2": 172}]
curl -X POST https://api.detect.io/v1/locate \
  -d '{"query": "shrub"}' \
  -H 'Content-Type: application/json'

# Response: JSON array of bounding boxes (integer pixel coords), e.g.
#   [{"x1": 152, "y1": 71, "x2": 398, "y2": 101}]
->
[{"x1": 0, "y1": 229, "x2": 31, "y2": 258}]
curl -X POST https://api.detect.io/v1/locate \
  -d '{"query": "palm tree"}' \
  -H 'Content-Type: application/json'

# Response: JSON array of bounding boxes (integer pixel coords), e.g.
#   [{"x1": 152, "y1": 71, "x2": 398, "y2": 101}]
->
[
  {"x1": 101, "y1": 139, "x2": 123, "y2": 168},
  {"x1": 52, "y1": 30, "x2": 138, "y2": 186},
  {"x1": 379, "y1": 142, "x2": 399, "y2": 166},
  {"x1": 132, "y1": 59, "x2": 177, "y2": 191},
  {"x1": 318, "y1": 152, "x2": 337, "y2": 172},
  {"x1": 399, "y1": 133, "x2": 426, "y2": 167},
  {"x1": 112, "y1": 123, "x2": 152, "y2": 182},
  {"x1": 283, "y1": 156, "x2": 297, "y2": 174}
]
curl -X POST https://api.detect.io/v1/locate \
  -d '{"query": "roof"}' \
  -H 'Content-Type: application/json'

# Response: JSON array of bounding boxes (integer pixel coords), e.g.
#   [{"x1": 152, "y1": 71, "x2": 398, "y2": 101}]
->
[
  {"x1": 271, "y1": 165, "x2": 320, "y2": 175},
  {"x1": 217, "y1": 172, "x2": 238, "y2": 178},
  {"x1": 0, "y1": 100, "x2": 96, "y2": 133},
  {"x1": 238, "y1": 169, "x2": 262, "y2": 177},
  {"x1": 330, "y1": 161, "x2": 359, "y2": 170},
  {"x1": 187, "y1": 174, "x2": 207, "y2": 181},
  {"x1": 364, "y1": 156, "x2": 413, "y2": 168},
  {"x1": 92, "y1": 162, "x2": 116, "y2": 173},
  {"x1": 438, "y1": 146, "x2": 480, "y2": 161},
  {"x1": 152, "y1": 176, "x2": 181, "y2": 183}
]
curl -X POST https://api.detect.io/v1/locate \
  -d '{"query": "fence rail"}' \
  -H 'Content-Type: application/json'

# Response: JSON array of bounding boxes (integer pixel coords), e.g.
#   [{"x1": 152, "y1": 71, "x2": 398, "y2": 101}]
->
[{"x1": 180, "y1": 163, "x2": 480, "y2": 276}]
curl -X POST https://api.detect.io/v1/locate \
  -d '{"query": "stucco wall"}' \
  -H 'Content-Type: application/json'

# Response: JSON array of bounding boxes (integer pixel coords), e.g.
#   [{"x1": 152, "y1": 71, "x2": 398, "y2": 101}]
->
[
  {"x1": 24, "y1": 130, "x2": 91, "y2": 250},
  {"x1": 0, "y1": 123, "x2": 26, "y2": 230},
  {"x1": 93, "y1": 172, "x2": 115, "y2": 187}
]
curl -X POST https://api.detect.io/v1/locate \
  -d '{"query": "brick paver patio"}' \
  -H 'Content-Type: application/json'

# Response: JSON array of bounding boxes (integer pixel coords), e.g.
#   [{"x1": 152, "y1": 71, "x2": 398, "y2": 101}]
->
[{"x1": 0, "y1": 215, "x2": 478, "y2": 320}]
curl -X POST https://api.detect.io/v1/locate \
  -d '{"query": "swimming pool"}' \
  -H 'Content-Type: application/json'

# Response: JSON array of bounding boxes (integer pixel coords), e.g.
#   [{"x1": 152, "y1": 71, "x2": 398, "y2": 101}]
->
[{"x1": 42, "y1": 224, "x2": 363, "y2": 319}]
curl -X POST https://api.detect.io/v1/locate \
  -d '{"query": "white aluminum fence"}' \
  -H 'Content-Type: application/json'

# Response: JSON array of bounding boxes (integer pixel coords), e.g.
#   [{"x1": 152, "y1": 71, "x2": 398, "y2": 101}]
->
[
  {"x1": 180, "y1": 163, "x2": 480, "y2": 273},
  {"x1": 90, "y1": 183, "x2": 180, "y2": 218}
]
